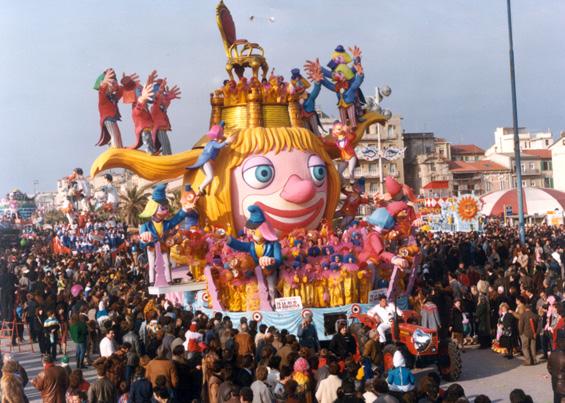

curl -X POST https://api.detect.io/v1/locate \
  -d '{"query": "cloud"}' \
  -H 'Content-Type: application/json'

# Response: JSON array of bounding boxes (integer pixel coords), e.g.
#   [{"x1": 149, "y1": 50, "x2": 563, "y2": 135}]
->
[{"x1": 0, "y1": 0, "x2": 563, "y2": 193}]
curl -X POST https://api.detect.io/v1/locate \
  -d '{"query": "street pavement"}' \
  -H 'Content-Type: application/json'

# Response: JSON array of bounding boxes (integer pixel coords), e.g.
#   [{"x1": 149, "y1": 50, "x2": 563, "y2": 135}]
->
[
  {"x1": 2, "y1": 341, "x2": 553, "y2": 402},
  {"x1": 441, "y1": 347, "x2": 553, "y2": 402}
]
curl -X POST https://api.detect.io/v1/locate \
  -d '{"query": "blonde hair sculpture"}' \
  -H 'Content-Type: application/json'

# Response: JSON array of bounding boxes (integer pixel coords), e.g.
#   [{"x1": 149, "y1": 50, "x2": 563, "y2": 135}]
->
[{"x1": 91, "y1": 126, "x2": 342, "y2": 233}]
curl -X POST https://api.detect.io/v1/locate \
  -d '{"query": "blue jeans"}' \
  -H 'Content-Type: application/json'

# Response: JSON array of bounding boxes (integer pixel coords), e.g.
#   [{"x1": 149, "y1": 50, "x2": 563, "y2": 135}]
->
[{"x1": 75, "y1": 342, "x2": 86, "y2": 368}]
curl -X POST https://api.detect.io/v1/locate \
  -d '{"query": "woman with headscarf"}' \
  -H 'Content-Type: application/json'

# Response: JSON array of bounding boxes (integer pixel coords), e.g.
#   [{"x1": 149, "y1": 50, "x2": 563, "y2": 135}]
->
[
  {"x1": 475, "y1": 281, "x2": 491, "y2": 349},
  {"x1": 497, "y1": 303, "x2": 516, "y2": 359}
]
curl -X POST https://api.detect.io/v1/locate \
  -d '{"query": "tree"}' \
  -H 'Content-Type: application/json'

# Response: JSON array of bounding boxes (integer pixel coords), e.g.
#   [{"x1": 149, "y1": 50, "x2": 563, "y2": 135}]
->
[
  {"x1": 168, "y1": 189, "x2": 182, "y2": 213},
  {"x1": 119, "y1": 185, "x2": 149, "y2": 227},
  {"x1": 43, "y1": 209, "x2": 66, "y2": 225}
]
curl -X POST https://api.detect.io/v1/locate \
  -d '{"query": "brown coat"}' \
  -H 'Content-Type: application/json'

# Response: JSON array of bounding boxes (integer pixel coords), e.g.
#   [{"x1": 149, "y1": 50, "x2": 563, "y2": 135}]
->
[
  {"x1": 234, "y1": 332, "x2": 254, "y2": 358},
  {"x1": 1, "y1": 374, "x2": 26, "y2": 403},
  {"x1": 32, "y1": 365, "x2": 68, "y2": 403},
  {"x1": 277, "y1": 344, "x2": 293, "y2": 368},
  {"x1": 145, "y1": 358, "x2": 178, "y2": 388},
  {"x1": 363, "y1": 339, "x2": 383, "y2": 365},
  {"x1": 518, "y1": 309, "x2": 538, "y2": 338}
]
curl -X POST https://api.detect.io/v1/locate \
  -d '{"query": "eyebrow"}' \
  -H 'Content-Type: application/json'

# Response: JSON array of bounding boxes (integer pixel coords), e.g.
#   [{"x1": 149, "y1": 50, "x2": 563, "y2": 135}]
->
[{"x1": 242, "y1": 156, "x2": 273, "y2": 172}]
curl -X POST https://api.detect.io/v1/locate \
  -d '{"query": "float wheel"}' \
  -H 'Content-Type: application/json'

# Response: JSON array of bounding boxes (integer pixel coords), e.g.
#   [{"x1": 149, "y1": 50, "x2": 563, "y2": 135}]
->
[{"x1": 438, "y1": 341, "x2": 462, "y2": 381}]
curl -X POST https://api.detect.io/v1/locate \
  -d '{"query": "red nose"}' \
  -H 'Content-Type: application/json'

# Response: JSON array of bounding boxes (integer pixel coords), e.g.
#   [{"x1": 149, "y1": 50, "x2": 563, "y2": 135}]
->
[{"x1": 281, "y1": 175, "x2": 315, "y2": 204}]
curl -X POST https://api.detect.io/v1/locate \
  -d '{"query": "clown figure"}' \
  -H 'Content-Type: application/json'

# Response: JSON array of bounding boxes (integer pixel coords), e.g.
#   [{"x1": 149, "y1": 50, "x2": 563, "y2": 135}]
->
[
  {"x1": 329, "y1": 122, "x2": 358, "y2": 182},
  {"x1": 225, "y1": 205, "x2": 282, "y2": 307},
  {"x1": 291, "y1": 67, "x2": 323, "y2": 135},
  {"x1": 139, "y1": 184, "x2": 199, "y2": 285},
  {"x1": 100, "y1": 174, "x2": 119, "y2": 211},
  {"x1": 307, "y1": 55, "x2": 364, "y2": 128},
  {"x1": 186, "y1": 121, "x2": 236, "y2": 196},
  {"x1": 129, "y1": 71, "x2": 158, "y2": 154},
  {"x1": 68, "y1": 168, "x2": 92, "y2": 212},
  {"x1": 94, "y1": 68, "x2": 138, "y2": 148},
  {"x1": 337, "y1": 177, "x2": 369, "y2": 228},
  {"x1": 151, "y1": 78, "x2": 181, "y2": 155},
  {"x1": 359, "y1": 206, "x2": 409, "y2": 270}
]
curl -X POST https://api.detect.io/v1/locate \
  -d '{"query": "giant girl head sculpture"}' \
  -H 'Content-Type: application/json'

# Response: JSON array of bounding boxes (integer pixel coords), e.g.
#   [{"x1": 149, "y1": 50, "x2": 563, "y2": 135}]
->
[{"x1": 91, "y1": 127, "x2": 340, "y2": 235}]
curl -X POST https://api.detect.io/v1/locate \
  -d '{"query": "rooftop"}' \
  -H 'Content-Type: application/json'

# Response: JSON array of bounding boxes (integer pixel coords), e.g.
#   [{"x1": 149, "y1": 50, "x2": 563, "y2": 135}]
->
[
  {"x1": 449, "y1": 160, "x2": 508, "y2": 173},
  {"x1": 497, "y1": 151, "x2": 552, "y2": 160},
  {"x1": 522, "y1": 149, "x2": 552, "y2": 159},
  {"x1": 451, "y1": 144, "x2": 485, "y2": 155},
  {"x1": 422, "y1": 180, "x2": 449, "y2": 190}
]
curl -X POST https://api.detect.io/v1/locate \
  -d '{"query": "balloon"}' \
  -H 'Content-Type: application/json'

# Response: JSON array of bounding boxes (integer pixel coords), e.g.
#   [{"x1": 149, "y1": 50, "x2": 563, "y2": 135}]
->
[{"x1": 71, "y1": 284, "x2": 84, "y2": 297}]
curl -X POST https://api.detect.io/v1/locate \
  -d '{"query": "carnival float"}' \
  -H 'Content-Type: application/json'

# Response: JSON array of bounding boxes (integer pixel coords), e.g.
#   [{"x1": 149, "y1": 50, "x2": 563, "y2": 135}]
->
[
  {"x1": 0, "y1": 190, "x2": 36, "y2": 221},
  {"x1": 89, "y1": 1, "x2": 424, "y2": 340}
]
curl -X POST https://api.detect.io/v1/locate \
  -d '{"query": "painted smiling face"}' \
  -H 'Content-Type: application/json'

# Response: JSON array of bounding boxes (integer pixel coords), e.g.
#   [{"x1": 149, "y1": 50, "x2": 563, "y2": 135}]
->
[
  {"x1": 231, "y1": 150, "x2": 329, "y2": 235},
  {"x1": 153, "y1": 204, "x2": 170, "y2": 222}
]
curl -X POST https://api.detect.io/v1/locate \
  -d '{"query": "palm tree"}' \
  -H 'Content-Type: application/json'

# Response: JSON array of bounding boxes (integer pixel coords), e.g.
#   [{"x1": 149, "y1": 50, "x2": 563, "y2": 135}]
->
[
  {"x1": 43, "y1": 209, "x2": 66, "y2": 225},
  {"x1": 168, "y1": 189, "x2": 182, "y2": 212},
  {"x1": 119, "y1": 185, "x2": 149, "y2": 227}
]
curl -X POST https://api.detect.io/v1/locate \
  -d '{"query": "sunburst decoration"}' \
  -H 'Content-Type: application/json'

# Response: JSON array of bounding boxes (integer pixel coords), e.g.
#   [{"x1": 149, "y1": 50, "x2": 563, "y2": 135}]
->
[{"x1": 456, "y1": 195, "x2": 481, "y2": 221}]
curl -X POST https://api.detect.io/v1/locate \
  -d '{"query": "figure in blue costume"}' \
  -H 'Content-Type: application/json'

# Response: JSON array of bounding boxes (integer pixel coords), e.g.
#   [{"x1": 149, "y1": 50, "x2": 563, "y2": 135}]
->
[
  {"x1": 186, "y1": 121, "x2": 236, "y2": 196},
  {"x1": 292, "y1": 67, "x2": 323, "y2": 135},
  {"x1": 306, "y1": 46, "x2": 365, "y2": 127},
  {"x1": 226, "y1": 205, "x2": 282, "y2": 304},
  {"x1": 139, "y1": 184, "x2": 199, "y2": 285}
]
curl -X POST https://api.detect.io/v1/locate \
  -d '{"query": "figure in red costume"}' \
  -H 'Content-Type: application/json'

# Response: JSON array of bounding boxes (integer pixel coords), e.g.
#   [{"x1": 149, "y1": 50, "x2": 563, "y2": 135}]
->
[
  {"x1": 328, "y1": 121, "x2": 358, "y2": 182},
  {"x1": 374, "y1": 176, "x2": 417, "y2": 223},
  {"x1": 129, "y1": 70, "x2": 158, "y2": 154},
  {"x1": 94, "y1": 68, "x2": 138, "y2": 148},
  {"x1": 336, "y1": 177, "x2": 369, "y2": 228},
  {"x1": 151, "y1": 78, "x2": 181, "y2": 155},
  {"x1": 359, "y1": 204, "x2": 408, "y2": 269}
]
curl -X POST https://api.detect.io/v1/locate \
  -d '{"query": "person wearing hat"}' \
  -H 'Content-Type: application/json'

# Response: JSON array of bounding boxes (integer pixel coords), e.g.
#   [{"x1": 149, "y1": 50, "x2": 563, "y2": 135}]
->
[
  {"x1": 306, "y1": 47, "x2": 364, "y2": 127},
  {"x1": 186, "y1": 121, "x2": 237, "y2": 196},
  {"x1": 139, "y1": 183, "x2": 199, "y2": 285},
  {"x1": 359, "y1": 207, "x2": 408, "y2": 269},
  {"x1": 374, "y1": 176, "x2": 416, "y2": 223},
  {"x1": 291, "y1": 67, "x2": 323, "y2": 135},
  {"x1": 226, "y1": 205, "x2": 282, "y2": 305}
]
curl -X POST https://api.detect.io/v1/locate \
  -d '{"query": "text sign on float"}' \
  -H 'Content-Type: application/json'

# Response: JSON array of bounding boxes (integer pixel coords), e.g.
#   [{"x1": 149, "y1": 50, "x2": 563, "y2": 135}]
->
[{"x1": 274, "y1": 296, "x2": 303, "y2": 312}]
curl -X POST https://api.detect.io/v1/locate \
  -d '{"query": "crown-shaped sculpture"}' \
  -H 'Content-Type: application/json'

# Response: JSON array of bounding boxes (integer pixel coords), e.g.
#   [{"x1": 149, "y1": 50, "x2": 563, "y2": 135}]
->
[{"x1": 211, "y1": 1, "x2": 302, "y2": 131}]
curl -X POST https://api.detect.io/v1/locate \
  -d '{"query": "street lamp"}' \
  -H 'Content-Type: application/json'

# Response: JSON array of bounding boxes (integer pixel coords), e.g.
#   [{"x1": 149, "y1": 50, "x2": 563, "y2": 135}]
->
[
  {"x1": 506, "y1": 0, "x2": 526, "y2": 244},
  {"x1": 368, "y1": 86, "x2": 392, "y2": 193}
]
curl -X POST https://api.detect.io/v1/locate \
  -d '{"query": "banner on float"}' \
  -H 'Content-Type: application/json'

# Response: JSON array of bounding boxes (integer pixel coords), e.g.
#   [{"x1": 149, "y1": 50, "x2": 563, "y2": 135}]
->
[
  {"x1": 367, "y1": 288, "x2": 388, "y2": 305},
  {"x1": 275, "y1": 296, "x2": 303, "y2": 312}
]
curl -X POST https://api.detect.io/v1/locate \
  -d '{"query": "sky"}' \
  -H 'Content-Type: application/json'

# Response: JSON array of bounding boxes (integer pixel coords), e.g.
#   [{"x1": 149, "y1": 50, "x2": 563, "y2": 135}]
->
[{"x1": 0, "y1": 0, "x2": 564, "y2": 194}]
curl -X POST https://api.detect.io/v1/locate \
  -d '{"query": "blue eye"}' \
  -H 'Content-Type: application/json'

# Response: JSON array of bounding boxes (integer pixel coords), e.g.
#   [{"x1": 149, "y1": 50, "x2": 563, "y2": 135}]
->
[
  {"x1": 255, "y1": 165, "x2": 274, "y2": 182},
  {"x1": 243, "y1": 164, "x2": 275, "y2": 189},
  {"x1": 309, "y1": 165, "x2": 327, "y2": 185}
]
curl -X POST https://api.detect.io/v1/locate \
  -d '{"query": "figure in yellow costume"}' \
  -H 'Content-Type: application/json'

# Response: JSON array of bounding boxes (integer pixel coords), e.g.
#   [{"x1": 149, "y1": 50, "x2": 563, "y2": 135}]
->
[{"x1": 357, "y1": 264, "x2": 372, "y2": 304}]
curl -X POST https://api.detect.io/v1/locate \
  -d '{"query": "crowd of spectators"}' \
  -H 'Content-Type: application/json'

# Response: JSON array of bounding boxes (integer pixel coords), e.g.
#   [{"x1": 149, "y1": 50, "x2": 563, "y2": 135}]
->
[{"x1": 0, "y1": 220, "x2": 562, "y2": 402}]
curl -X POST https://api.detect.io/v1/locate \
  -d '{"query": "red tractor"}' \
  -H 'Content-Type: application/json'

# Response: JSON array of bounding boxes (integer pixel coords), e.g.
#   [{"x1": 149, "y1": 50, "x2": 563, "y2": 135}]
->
[{"x1": 351, "y1": 311, "x2": 462, "y2": 381}]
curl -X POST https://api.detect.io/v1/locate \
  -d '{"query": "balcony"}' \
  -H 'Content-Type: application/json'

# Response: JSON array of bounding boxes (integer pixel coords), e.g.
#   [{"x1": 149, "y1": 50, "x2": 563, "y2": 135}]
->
[{"x1": 515, "y1": 168, "x2": 540, "y2": 176}]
